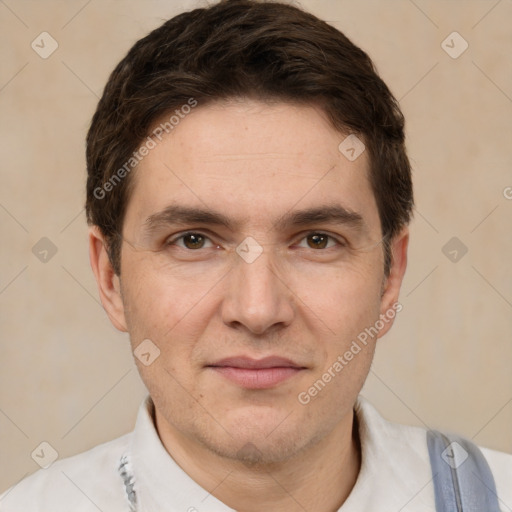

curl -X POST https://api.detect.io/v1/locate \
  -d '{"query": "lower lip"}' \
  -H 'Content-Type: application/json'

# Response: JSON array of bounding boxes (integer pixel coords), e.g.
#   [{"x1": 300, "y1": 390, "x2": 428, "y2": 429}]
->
[{"x1": 210, "y1": 366, "x2": 303, "y2": 389}]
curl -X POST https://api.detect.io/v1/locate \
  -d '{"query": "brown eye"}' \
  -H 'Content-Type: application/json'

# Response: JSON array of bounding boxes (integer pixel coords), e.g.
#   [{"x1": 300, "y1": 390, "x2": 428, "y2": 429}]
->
[
  {"x1": 306, "y1": 233, "x2": 329, "y2": 249},
  {"x1": 166, "y1": 231, "x2": 218, "y2": 255},
  {"x1": 182, "y1": 233, "x2": 206, "y2": 249}
]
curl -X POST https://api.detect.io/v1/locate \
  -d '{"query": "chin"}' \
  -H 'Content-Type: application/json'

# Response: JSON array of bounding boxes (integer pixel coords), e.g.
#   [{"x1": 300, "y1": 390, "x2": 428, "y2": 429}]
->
[
  {"x1": 204, "y1": 430, "x2": 308, "y2": 466},
  {"x1": 196, "y1": 411, "x2": 322, "y2": 466}
]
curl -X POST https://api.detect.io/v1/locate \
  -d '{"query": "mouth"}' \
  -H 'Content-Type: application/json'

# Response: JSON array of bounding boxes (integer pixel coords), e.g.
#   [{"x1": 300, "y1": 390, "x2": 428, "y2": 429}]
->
[{"x1": 206, "y1": 356, "x2": 307, "y2": 390}]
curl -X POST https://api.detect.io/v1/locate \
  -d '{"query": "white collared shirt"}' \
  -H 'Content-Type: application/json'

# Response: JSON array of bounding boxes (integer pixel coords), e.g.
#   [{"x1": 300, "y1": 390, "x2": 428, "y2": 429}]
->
[{"x1": 1, "y1": 395, "x2": 511, "y2": 511}]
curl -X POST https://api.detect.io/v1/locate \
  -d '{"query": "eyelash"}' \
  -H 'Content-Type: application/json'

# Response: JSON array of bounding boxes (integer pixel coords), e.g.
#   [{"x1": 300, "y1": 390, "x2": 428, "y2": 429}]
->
[
  {"x1": 166, "y1": 231, "x2": 218, "y2": 250},
  {"x1": 165, "y1": 231, "x2": 347, "y2": 251}
]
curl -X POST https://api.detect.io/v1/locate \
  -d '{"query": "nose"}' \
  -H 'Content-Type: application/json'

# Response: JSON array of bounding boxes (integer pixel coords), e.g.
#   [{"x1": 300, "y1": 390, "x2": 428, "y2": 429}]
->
[{"x1": 221, "y1": 245, "x2": 295, "y2": 335}]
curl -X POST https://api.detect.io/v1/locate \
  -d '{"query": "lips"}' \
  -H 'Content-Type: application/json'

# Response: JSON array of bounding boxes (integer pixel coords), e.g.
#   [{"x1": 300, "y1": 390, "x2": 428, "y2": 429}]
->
[
  {"x1": 207, "y1": 356, "x2": 306, "y2": 389},
  {"x1": 211, "y1": 356, "x2": 302, "y2": 369}
]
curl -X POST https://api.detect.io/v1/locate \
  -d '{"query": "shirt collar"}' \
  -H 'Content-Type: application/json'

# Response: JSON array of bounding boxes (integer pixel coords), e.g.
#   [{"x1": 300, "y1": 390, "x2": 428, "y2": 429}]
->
[
  {"x1": 130, "y1": 395, "x2": 235, "y2": 512},
  {"x1": 340, "y1": 396, "x2": 434, "y2": 511},
  {"x1": 129, "y1": 394, "x2": 433, "y2": 511}
]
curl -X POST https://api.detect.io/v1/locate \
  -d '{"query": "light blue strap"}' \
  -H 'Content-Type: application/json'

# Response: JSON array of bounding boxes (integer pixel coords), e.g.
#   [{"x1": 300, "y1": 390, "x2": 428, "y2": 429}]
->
[{"x1": 427, "y1": 430, "x2": 501, "y2": 512}]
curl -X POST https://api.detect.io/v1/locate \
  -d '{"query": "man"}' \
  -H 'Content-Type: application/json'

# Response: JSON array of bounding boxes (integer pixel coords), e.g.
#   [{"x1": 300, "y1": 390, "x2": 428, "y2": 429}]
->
[{"x1": 1, "y1": 0, "x2": 510, "y2": 510}]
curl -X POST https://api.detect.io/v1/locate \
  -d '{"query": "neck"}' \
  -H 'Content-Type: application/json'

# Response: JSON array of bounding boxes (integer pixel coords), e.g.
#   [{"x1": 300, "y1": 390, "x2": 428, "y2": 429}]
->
[{"x1": 155, "y1": 409, "x2": 361, "y2": 512}]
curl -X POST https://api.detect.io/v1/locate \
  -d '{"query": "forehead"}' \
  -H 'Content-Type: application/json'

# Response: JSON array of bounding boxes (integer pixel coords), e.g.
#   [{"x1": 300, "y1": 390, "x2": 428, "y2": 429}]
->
[{"x1": 124, "y1": 99, "x2": 379, "y2": 233}]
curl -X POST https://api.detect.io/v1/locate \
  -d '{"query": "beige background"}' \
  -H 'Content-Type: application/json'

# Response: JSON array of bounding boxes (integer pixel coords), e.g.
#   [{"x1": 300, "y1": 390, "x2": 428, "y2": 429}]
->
[{"x1": 1, "y1": 0, "x2": 511, "y2": 493}]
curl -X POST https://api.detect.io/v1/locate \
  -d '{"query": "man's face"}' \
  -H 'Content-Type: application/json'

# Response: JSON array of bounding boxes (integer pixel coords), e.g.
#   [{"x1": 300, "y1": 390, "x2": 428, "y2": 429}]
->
[{"x1": 99, "y1": 100, "x2": 406, "y2": 464}]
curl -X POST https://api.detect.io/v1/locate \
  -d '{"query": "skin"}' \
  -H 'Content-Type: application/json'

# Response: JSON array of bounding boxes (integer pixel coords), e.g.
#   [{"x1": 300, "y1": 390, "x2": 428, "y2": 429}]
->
[{"x1": 89, "y1": 99, "x2": 408, "y2": 512}]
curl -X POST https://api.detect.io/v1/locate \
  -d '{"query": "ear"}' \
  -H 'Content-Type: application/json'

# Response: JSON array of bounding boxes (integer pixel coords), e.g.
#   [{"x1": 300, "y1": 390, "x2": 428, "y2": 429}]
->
[
  {"x1": 88, "y1": 226, "x2": 128, "y2": 332},
  {"x1": 377, "y1": 228, "x2": 409, "y2": 338}
]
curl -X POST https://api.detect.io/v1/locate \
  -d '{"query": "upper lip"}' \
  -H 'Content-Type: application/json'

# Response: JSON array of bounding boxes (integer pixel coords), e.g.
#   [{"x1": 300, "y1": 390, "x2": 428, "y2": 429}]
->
[{"x1": 208, "y1": 356, "x2": 305, "y2": 369}]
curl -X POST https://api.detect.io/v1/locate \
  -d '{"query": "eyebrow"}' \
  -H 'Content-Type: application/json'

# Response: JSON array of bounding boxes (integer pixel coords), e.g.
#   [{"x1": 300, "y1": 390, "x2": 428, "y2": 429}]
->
[
  {"x1": 143, "y1": 204, "x2": 365, "y2": 235},
  {"x1": 274, "y1": 205, "x2": 364, "y2": 231},
  {"x1": 144, "y1": 205, "x2": 236, "y2": 234}
]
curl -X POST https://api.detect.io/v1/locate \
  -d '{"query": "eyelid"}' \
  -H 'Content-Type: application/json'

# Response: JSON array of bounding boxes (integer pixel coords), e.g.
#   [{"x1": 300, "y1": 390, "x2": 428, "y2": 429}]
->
[
  {"x1": 293, "y1": 231, "x2": 348, "y2": 248},
  {"x1": 165, "y1": 230, "x2": 217, "y2": 248},
  {"x1": 163, "y1": 229, "x2": 348, "y2": 250}
]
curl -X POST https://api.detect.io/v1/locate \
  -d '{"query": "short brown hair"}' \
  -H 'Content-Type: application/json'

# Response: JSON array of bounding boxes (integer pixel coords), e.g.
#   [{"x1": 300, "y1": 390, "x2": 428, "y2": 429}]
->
[{"x1": 86, "y1": 0, "x2": 413, "y2": 275}]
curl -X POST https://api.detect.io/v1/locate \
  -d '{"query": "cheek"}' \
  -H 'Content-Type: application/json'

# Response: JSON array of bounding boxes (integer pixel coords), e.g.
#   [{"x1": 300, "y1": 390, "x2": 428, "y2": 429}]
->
[
  {"x1": 296, "y1": 277, "x2": 381, "y2": 412},
  {"x1": 119, "y1": 255, "x2": 222, "y2": 392},
  {"x1": 294, "y1": 259, "x2": 384, "y2": 333},
  {"x1": 120, "y1": 265, "x2": 207, "y2": 398},
  {"x1": 120, "y1": 250, "x2": 217, "y2": 336}
]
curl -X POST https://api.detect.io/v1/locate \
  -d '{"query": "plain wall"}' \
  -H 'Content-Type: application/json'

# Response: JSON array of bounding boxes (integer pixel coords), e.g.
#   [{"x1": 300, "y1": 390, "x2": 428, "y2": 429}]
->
[{"x1": 1, "y1": 0, "x2": 511, "y2": 492}]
